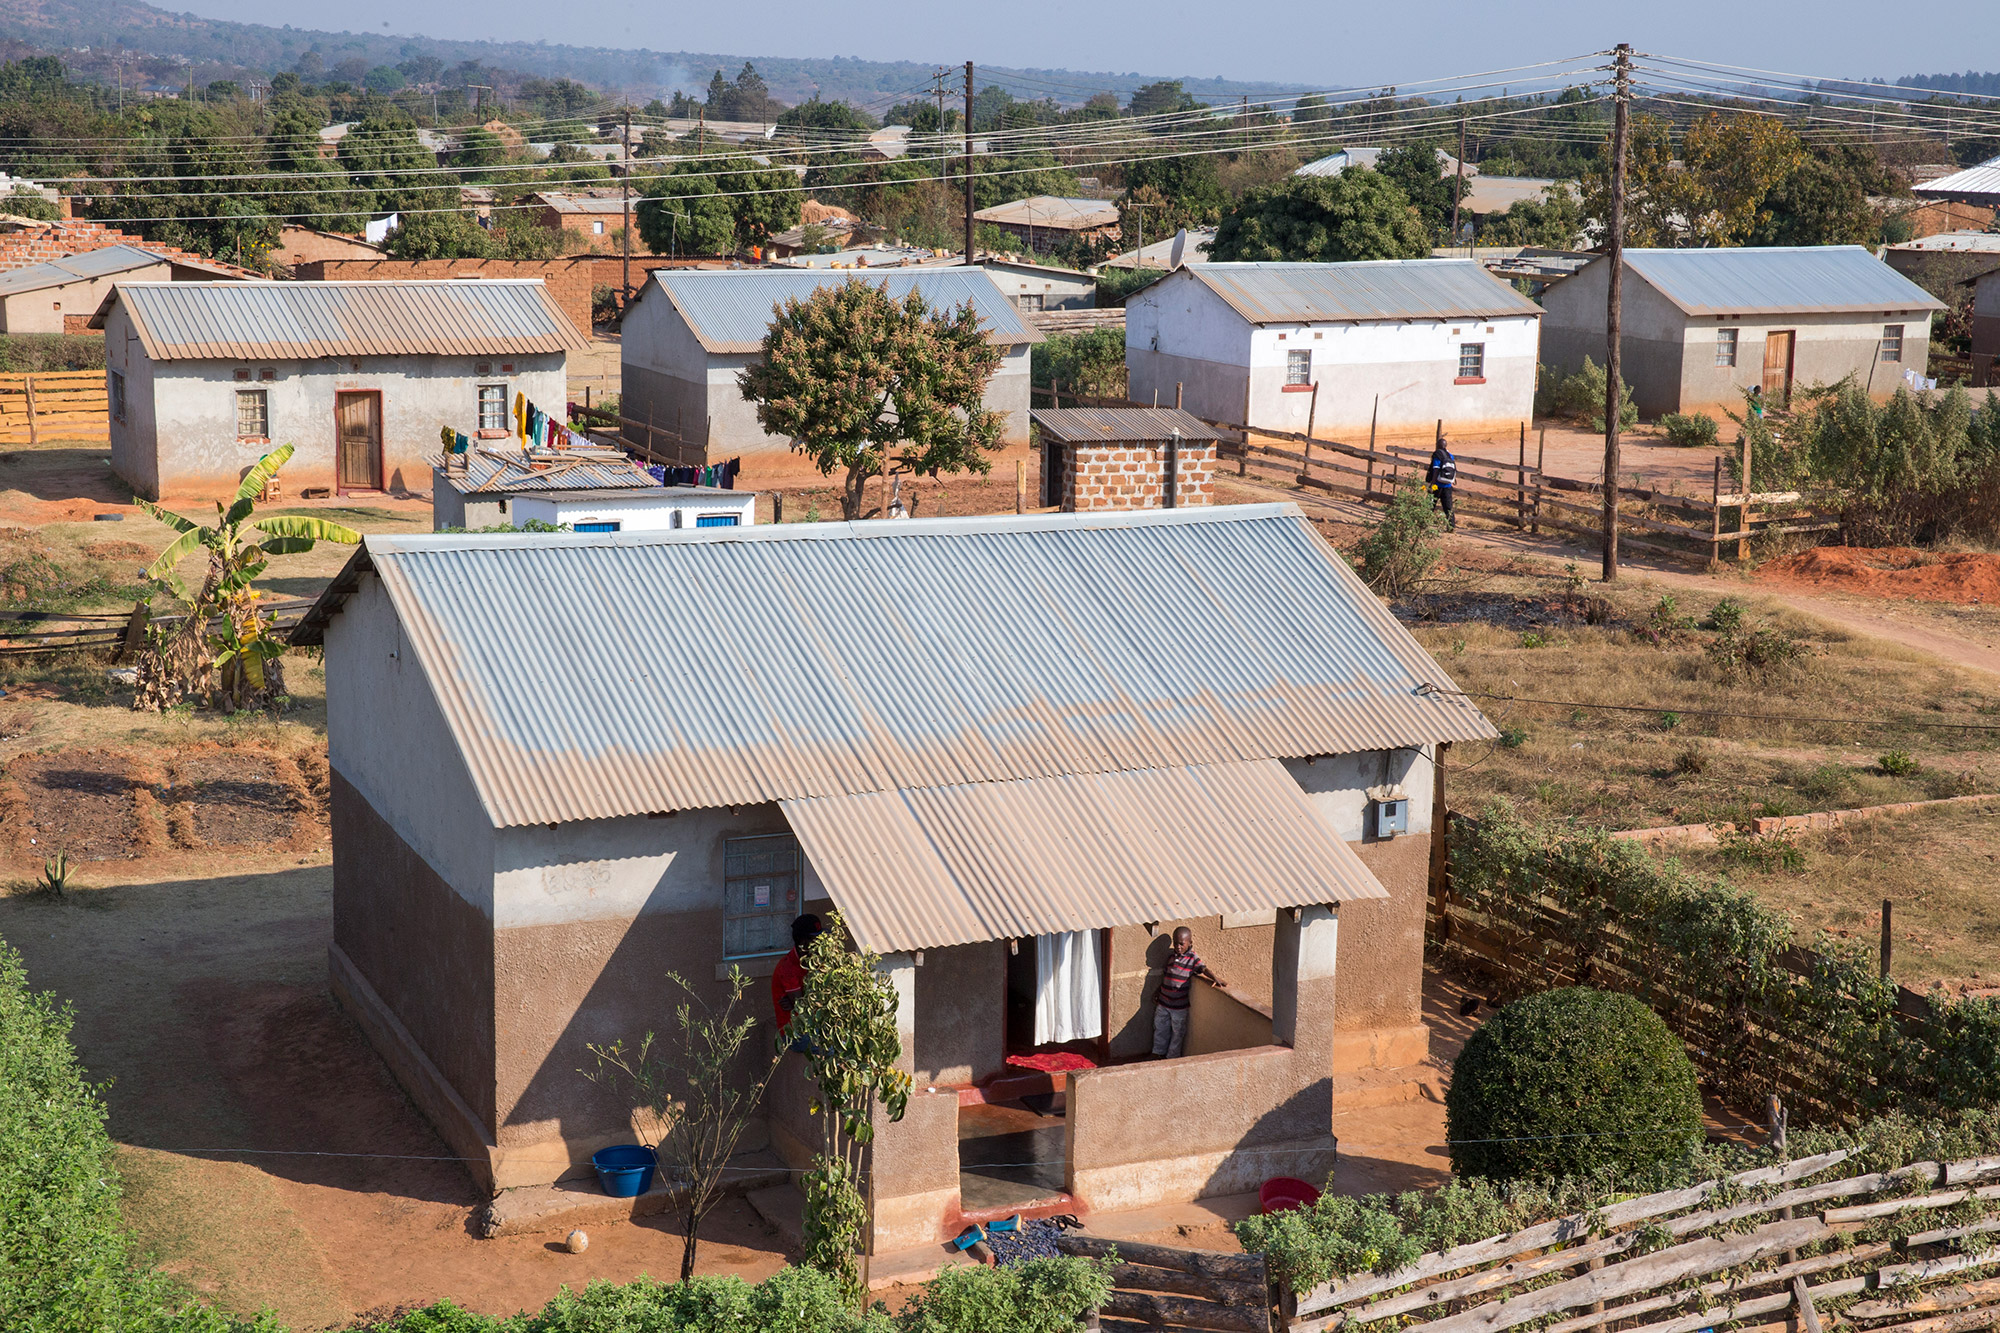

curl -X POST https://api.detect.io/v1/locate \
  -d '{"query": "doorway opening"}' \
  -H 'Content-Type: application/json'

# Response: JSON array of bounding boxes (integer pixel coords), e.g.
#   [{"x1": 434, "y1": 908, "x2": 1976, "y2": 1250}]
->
[{"x1": 1762, "y1": 330, "x2": 1796, "y2": 408}]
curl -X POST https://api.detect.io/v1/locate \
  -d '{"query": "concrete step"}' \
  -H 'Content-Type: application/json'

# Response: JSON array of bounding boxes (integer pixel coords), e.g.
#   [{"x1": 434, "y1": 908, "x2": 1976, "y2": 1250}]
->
[
  {"x1": 1328, "y1": 1065, "x2": 1444, "y2": 1112},
  {"x1": 480, "y1": 1149, "x2": 789, "y2": 1239}
]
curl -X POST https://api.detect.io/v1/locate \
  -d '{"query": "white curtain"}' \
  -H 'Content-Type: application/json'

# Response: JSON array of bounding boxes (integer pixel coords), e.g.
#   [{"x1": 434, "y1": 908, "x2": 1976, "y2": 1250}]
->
[{"x1": 1034, "y1": 930, "x2": 1103, "y2": 1045}]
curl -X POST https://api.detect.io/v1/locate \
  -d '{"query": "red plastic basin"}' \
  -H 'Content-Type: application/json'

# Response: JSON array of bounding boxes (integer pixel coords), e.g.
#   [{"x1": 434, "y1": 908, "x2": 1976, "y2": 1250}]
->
[{"x1": 1260, "y1": 1176, "x2": 1321, "y2": 1214}]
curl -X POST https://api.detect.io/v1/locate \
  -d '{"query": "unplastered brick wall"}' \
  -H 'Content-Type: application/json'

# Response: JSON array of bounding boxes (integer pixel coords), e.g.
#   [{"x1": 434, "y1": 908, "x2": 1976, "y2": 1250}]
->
[
  {"x1": 0, "y1": 221, "x2": 253, "y2": 277},
  {"x1": 1062, "y1": 440, "x2": 1216, "y2": 512},
  {"x1": 295, "y1": 258, "x2": 596, "y2": 340}
]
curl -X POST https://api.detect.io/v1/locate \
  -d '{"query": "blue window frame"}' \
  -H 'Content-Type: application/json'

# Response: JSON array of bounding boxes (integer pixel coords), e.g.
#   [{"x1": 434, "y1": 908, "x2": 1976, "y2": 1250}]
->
[
  {"x1": 573, "y1": 521, "x2": 620, "y2": 532},
  {"x1": 695, "y1": 513, "x2": 740, "y2": 528}
]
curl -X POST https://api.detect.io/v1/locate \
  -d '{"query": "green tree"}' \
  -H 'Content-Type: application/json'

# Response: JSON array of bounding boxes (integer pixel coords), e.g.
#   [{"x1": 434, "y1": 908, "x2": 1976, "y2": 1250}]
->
[
  {"x1": 337, "y1": 114, "x2": 435, "y2": 216},
  {"x1": 1749, "y1": 140, "x2": 1899, "y2": 247},
  {"x1": 1291, "y1": 93, "x2": 1332, "y2": 127},
  {"x1": 1210, "y1": 168, "x2": 1429, "y2": 263},
  {"x1": 1479, "y1": 185, "x2": 1584, "y2": 248},
  {"x1": 1351, "y1": 474, "x2": 1448, "y2": 597},
  {"x1": 1128, "y1": 79, "x2": 1199, "y2": 122},
  {"x1": 738, "y1": 279, "x2": 1005, "y2": 519},
  {"x1": 1375, "y1": 141, "x2": 1461, "y2": 241},
  {"x1": 636, "y1": 164, "x2": 737, "y2": 256},
  {"x1": 1446, "y1": 987, "x2": 1703, "y2": 1181},
  {"x1": 585, "y1": 970, "x2": 785, "y2": 1283},
  {"x1": 452, "y1": 126, "x2": 509, "y2": 175},
  {"x1": 1121, "y1": 152, "x2": 1227, "y2": 229},
  {"x1": 779, "y1": 98, "x2": 876, "y2": 133},
  {"x1": 0, "y1": 188, "x2": 59, "y2": 221},
  {"x1": 135, "y1": 445, "x2": 361, "y2": 711},
  {"x1": 784, "y1": 915, "x2": 913, "y2": 1304},
  {"x1": 383, "y1": 207, "x2": 490, "y2": 259}
]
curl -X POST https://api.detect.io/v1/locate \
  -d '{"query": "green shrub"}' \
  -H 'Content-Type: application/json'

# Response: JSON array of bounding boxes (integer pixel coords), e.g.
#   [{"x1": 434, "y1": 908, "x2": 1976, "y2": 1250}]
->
[
  {"x1": 893, "y1": 1257, "x2": 1114, "y2": 1333},
  {"x1": 1879, "y1": 750, "x2": 1921, "y2": 778},
  {"x1": 1660, "y1": 412, "x2": 1719, "y2": 448},
  {"x1": 1535, "y1": 357, "x2": 1635, "y2": 430},
  {"x1": 1705, "y1": 624, "x2": 1807, "y2": 679},
  {"x1": 1350, "y1": 475, "x2": 1448, "y2": 597},
  {"x1": 1797, "y1": 762, "x2": 1854, "y2": 802},
  {"x1": 1030, "y1": 327, "x2": 1127, "y2": 399},
  {"x1": 0, "y1": 333, "x2": 107, "y2": 373},
  {"x1": 1699, "y1": 598, "x2": 1746, "y2": 633},
  {"x1": 1445, "y1": 987, "x2": 1704, "y2": 1182}
]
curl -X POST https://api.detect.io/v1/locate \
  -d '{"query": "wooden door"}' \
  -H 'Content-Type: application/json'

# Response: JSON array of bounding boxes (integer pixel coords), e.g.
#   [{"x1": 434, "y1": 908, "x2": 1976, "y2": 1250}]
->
[
  {"x1": 334, "y1": 391, "x2": 381, "y2": 491},
  {"x1": 1762, "y1": 331, "x2": 1795, "y2": 404}
]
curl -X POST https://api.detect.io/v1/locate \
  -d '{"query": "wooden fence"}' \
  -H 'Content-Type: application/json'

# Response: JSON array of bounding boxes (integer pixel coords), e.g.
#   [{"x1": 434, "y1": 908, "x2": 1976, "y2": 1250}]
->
[
  {"x1": 1279, "y1": 1147, "x2": 2000, "y2": 1333},
  {"x1": 1428, "y1": 820, "x2": 1936, "y2": 1126},
  {"x1": 0, "y1": 599, "x2": 315, "y2": 659},
  {"x1": 0, "y1": 370, "x2": 108, "y2": 445},
  {"x1": 567, "y1": 399, "x2": 706, "y2": 469},
  {"x1": 1059, "y1": 1234, "x2": 1272, "y2": 1333}
]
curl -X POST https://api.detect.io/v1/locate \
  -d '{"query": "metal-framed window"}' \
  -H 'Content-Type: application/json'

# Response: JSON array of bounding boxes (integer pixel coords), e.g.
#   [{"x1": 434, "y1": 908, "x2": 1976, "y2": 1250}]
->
[
  {"x1": 235, "y1": 389, "x2": 268, "y2": 440},
  {"x1": 1458, "y1": 343, "x2": 1485, "y2": 380},
  {"x1": 573, "y1": 521, "x2": 620, "y2": 532},
  {"x1": 477, "y1": 384, "x2": 508, "y2": 431},
  {"x1": 696, "y1": 513, "x2": 740, "y2": 528},
  {"x1": 1716, "y1": 327, "x2": 1739, "y2": 367},
  {"x1": 1881, "y1": 324, "x2": 1904, "y2": 363},
  {"x1": 1285, "y1": 348, "x2": 1312, "y2": 386},
  {"x1": 109, "y1": 370, "x2": 125, "y2": 422},
  {"x1": 723, "y1": 833, "x2": 803, "y2": 959}
]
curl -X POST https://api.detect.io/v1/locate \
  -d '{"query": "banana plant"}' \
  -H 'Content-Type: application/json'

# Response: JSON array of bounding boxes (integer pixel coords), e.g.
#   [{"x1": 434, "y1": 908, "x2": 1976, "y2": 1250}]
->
[{"x1": 135, "y1": 444, "x2": 362, "y2": 711}]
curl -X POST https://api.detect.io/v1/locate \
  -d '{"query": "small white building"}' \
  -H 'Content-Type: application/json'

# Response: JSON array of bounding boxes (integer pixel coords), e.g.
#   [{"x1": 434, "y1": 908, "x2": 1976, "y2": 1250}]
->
[
  {"x1": 0, "y1": 245, "x2": 244, "y2": 334},
  {"x1": 1125, "y1": 261, "x2": 1542, "y2": 441},
  {"x1": 432, "y1": 443, "x2": 668, "y2": 530},
  {"x1": 510, "y1": 486, "x2": 755, "y2": 531},
  {"x1": 94, "y1": 280, "x2": 585, "y2": 501},
  {"x1": 1540, "y1": 247, "x2": 1946, "y2": 418},
  {"x1": 620, "y1": 268, "x2": 1040, "y2": 458}
]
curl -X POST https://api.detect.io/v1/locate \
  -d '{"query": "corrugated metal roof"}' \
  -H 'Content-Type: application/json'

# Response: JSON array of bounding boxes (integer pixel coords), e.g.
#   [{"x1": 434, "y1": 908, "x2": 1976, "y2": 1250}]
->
[
  {"x1": 1617, "y1": 247, "x2": 1945, "y2": 317},
  {"x1": 971, "y1": 196, "x2": 1121, "y2": 230},
  {"x1": 1176, "y1": 260, "x2": 1544, "y2": 325},
  {"x1": 1912, "y1": 155, "x2": 2000, "y2": 207},
  {"x1": 1889, "y1": 230, "x2": 2000, "y2": 254},
  {"x1": 783, "y1": 759, "x2": 1388, "y2": 953},
  {"x1": 93, "y1": 280, "x2": 589, "y2": 360},
  {"x1": 646, "y1": 267, "x2": 1039, "y2": 354},
  {"x1": 296, "y1": 504, "x2": 1494, "y2": 828},
  {"x1": 434, "y1": 447, "x2": 662, "y2": 494},
  {"x1": 0, "y1": 245, "x2": 167, "y2": 297},
  {"x1": 1030, "y1": 407, "x2": 1229, "y2": 444},
  {"x1": 535, "y1": 193, "x2": 630, "y2": 215}
]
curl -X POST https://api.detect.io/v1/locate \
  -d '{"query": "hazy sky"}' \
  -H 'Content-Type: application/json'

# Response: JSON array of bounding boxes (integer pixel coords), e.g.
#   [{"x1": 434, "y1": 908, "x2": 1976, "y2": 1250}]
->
[{"x1": 177, "y1": 0, "x2": 2000, "y2": 90}]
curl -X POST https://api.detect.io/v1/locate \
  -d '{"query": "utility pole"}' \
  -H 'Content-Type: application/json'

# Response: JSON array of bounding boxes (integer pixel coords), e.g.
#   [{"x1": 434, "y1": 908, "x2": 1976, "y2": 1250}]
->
[
  {"x1": 1602, "y1": 43, "x2": 1632, "y2": 583},
  {"x1": 621, "y1": 105, "x2": 632, "y2": 305},
  {"x1": 963, "y1": 61, "x2": 976, "y2": 265},
  {"x1": 1452, "y1": 117, "x2": 1467, "y2": 249}
]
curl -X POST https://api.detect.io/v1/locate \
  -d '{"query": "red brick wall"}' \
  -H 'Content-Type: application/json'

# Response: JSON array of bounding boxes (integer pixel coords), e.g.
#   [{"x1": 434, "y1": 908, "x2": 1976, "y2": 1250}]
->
[
  {"x1": 0, "y1": 220, "x2": 255, "y2": 277},
  {"x1": 1059, "y1": 440, "x2": 1216, "y2": 512},
  {"x1": 295, "y1": 258, "x2": 596, "y2": 340}
]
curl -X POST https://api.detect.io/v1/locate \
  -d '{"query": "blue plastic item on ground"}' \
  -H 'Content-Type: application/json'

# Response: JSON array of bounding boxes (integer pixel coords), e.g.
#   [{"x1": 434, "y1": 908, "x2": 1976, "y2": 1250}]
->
[{"x1": 591, "y1": 1144, "x2": 657, "y2": 1198}]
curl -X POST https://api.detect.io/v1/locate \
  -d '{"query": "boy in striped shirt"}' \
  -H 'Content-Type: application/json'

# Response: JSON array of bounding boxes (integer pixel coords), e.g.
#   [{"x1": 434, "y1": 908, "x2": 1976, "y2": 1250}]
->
[{"x1": 1152, "y1": 927, "x2": 1227, "y2": 1059}]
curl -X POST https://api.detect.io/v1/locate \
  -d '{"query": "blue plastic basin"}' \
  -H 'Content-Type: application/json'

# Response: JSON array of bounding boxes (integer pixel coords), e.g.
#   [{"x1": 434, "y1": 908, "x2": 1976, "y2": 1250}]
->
[{"x1": 591, "y1": 1144, "x2": 657, "y2": 1198}]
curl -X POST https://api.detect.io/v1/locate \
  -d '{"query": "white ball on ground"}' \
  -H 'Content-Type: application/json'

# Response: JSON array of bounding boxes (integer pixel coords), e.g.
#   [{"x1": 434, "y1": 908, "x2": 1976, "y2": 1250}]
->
[{"x1": 565, "y1": 1230, "x2": 589, "y2": 1254}]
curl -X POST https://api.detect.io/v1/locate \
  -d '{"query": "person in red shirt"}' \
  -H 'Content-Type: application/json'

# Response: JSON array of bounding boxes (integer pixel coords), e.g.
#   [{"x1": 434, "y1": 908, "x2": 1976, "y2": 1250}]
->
[{"x1": 771, "y1": 914, "x2": 823, "y2": 1034}]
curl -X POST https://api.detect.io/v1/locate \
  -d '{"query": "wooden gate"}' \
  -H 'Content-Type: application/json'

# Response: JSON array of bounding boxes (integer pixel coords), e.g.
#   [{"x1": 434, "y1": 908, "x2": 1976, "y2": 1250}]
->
[
  {"x1": 0, "y1": 370, "x2": 108, "y2": 445},
  {"x1": 1058, "y1": 1234, "x2": 1271, "y2": 1333}
]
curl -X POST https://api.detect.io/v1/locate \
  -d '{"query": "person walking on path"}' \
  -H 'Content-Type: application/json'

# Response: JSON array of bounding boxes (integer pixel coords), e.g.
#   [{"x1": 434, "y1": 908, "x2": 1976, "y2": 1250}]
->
[
  {"x1": 1151, "y1": 927, "x2": 1227, "y2": 1059},
  {"x1": 1426, "y1": 435, "x2": 1459, "y2": 531}
]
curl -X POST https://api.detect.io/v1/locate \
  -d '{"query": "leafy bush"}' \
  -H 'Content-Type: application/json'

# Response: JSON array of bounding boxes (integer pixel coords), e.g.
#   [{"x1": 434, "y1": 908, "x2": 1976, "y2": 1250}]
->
[
  {"x1": 1446, "y1": 805, "x2": 2000, "y2": 1118},
  {"x1": 1705, "y1": 624, "x2": 1807, "y2": 679},
  {"x1": 1797, "y1": 762, "x2": 1854, "y2": 802},
  {"x1": 1445, "y1": 987, "x2": 1703, "y2": 1181},
  {"x1": 1350, "y1": 475, "x2": 1448, "y2": 597},
  {"x1": 1498, "y1": 726, "x2": 1529, "y2": 749},
  {"x1": 0, "y1": 332, "x2": 107, "y2": 373},
  {"x1": 1535, "y1": 357, "x2": 1636, "y2": 431},
  {"x1": 893, "y1": 1258, "x2": 1115, "y2": 1333},
  {"x1": 1699, "y1": 598, "x2": 1746, "y2": 633},
  {"x1": 1660, "y1": 411, "x2": 1719, "y2": 448},
  {"x1": 1716, "y1": 830, "x2": 1808, "y2": 873},
  {"x1": 1094, "y1": 266, "x2": 1164, "y2": 307},
  {"x1": 1879, "y1": 750, "x2": 1921, "y2": 778},
  {"x1": 1030, "y1": 327, "x2": 1126, "y2": 400}
]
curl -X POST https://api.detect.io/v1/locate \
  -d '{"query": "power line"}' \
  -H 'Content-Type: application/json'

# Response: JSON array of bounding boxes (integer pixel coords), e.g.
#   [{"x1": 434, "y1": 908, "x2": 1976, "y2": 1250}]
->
[{"x1": 1418, "y1": 686, "x2": 2000, "y2": 734}]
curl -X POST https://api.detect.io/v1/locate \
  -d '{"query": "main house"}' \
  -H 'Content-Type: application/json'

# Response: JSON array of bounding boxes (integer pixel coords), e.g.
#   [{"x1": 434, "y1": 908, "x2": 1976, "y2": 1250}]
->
[
  {"x1": 1539, "y1": 246, "x2": 1945, "y2": 417},
  {"x1": 94, "y1": 280, "x2": 585, "y2": 501},
  {"x1": 619, "y1": 268, "x2": 1039, "y2": 458},
  {"x1": 296, "y1": 500, "x2": 1494, "y2": 1250},
  {"x1": 1125, "y1": 261, "x2": 1543, "y2": 442}
]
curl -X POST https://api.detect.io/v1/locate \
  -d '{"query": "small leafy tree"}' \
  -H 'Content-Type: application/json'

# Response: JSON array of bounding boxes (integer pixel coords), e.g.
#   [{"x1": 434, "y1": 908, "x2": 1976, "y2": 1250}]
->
[
  {"x1": 1209, "y1": 169, "x2": 1429, "y2": 263},
  {"x1": 786, "y1": 913, "x2": 913, "y2": 1305},
  {"x1": 135, "y1": 444, "x2": 360, "y2": 712},
  {"x1": 1351, "y1": 474, "x2": 1448, "y2": 598},
  {"x1": 738, "y1": 280, "x2": 1005, "y2": 520},
  {"x1": 585, "y1": 969, "x2": 785, "y2": 1282}
]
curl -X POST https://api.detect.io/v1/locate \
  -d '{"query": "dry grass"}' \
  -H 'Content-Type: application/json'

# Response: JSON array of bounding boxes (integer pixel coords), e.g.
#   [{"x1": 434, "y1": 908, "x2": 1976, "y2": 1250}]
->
[
  {"x1": 1671, "y1": 803, "x2": 2000, "y2": 993},
  {"x1": 1412, "y1": 569, "x2": 2000, "y2": 831}
]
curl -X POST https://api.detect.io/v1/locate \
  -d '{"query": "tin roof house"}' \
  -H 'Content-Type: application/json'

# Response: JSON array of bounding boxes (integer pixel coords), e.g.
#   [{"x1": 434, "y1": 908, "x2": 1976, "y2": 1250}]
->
[
  {"x1": 0, "y1": 244, "x2": 247, "y2": 334},
  {"x1": 297, "y1": 502, "x2": 1493, "y2": 1248},
  {"x1": 431, "y1": 442, "x2": 755, "y2": 533},
  {"x1": 620, "y1": 268, "x2": 1040, "y2": 458},
  {"x1": 93, "y1": 280, "x2": 587, "y2": 501},
  {"x1": 1539, "y1": 246, "x2": 1945, "y2": 417},
  {"x1": 1127, "y1": 260, "x2": 1543, "y2": 441}
]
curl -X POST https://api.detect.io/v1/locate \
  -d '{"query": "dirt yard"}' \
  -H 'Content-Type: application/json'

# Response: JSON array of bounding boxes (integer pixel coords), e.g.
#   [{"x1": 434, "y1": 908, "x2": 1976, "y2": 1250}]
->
[{"x1": 1758, "y1": 547, "x2": 2000, "y2": 606}]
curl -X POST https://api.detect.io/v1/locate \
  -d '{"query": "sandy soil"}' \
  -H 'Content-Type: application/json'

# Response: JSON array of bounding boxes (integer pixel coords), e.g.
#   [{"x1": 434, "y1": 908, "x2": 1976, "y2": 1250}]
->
[{"x1": 1759, "y1": 547, "x2": 2000, "y2": 607}]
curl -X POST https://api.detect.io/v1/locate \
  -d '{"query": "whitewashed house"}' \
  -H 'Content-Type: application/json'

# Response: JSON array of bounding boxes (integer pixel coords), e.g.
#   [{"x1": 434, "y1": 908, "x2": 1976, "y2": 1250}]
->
[
  {"x1": 1125, "y1": 261, "x2": 1543, "y2": 441},
  {"x1": 619, "y1": 268, "x2": 1040, "y2": 458},
  {"x1": 431, "y1": 443, "x2": 754, "y2": 532},
  {"x1": 93, "y1": 281, "x2": 585, "y2": 501},
  {"x1": 1540, "y1": 247, "x2": 1945, "y2": 417}
]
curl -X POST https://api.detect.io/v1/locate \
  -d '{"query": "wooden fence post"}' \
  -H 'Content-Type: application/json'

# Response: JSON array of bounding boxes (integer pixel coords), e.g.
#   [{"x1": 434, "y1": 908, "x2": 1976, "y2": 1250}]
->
[
  {"x1": 1016, "y1": 458, "x2": 1026, "y2": 514},
  {"x1": 23, "y1": 375, "x2": 36, "y2": 447},
  {"x1": 1710, "y1": 458, "x2": 1724, "y2": 564},
  {"x1": 1533, "y1": 427, "x2": 1546, "y2": 535},
  {"x1": 1175, "y1": 381, "x2": 1183, "y2": 410},
  {"x1": 1739, "y1": 430, "x2": 1754, "y2": 562},
  {"x1": 1516, "y1": 423, "x2": 1527, "y2": 530},
  {"x1": 1301, "y1": 384, "x2": 1318, "y2": 484},
  {"x1": 773, "y1": 492, "x2": 785, "y2": 524},
  {"x1": 1881, "y1": 900, "x2": 1893, "y2": 978}
]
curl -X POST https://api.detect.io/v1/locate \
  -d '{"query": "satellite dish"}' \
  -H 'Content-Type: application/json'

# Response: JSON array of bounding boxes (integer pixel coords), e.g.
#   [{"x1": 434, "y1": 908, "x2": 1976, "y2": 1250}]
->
[{"x1": 1169, "y1": 228, "x2": 1188, "y2": 270}]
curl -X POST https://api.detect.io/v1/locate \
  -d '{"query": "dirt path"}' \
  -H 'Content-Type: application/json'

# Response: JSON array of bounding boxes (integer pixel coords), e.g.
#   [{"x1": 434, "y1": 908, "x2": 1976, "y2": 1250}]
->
[{"x1": 1224, "y1": 475, "x2": 2000, "y2": 679}]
